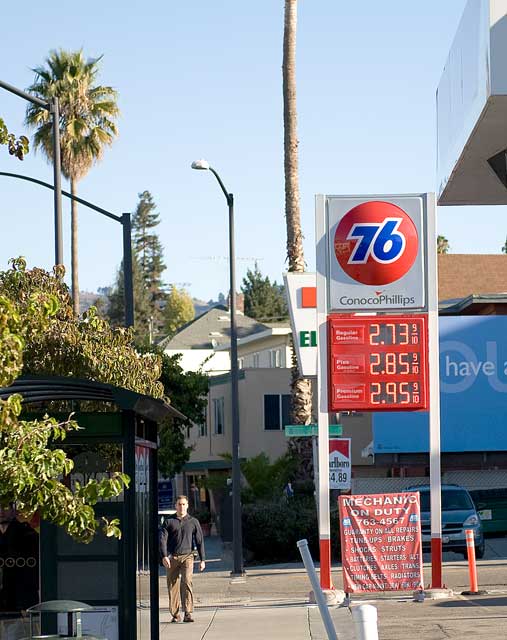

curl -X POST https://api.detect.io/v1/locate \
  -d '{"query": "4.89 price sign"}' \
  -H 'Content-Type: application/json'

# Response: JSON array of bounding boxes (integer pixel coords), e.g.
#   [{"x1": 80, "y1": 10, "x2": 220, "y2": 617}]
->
[{"x1": 328, "y1": 314, "x2": 429, "y2": 411}]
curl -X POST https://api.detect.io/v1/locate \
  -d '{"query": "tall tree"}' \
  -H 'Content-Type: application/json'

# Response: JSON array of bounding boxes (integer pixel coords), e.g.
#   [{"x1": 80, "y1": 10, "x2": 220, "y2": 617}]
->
[
  {"x1": 25, "y1": 49, "x2": 120, "y2": 315},
  {"x1": 502, "y1": 236, "x2": 507, "y2": 254},
  {"x1": 241, "y1": 264, "x2": 288, "y2": 321},
  {"x1": 132, "y1": 191, "x2": 166, "y2": 333},
  {"x1": 282, "y1": 0, "x2": 313, "y2": 473},
  {"x1": 108, "y1": 254, "x2": 152, "y2": 340},
  {"x1": 437, "y1": 235, "x2": 450, "y2": 254}
]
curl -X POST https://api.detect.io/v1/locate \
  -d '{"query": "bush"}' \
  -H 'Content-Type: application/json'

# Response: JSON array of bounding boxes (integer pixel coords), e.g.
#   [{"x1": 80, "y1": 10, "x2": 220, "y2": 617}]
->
[
  {"x1": 242, "y1": 497, "x2": 344, "y2": 565},
  {"x1": 242, "y1": 497, "x2": 319, "y2": 564}
]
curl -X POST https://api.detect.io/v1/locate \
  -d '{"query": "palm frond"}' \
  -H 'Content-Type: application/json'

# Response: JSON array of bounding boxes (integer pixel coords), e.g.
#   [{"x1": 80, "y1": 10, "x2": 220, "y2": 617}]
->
[{"x1": 24, "y1": 48, "x2": 120, "y2": 180}]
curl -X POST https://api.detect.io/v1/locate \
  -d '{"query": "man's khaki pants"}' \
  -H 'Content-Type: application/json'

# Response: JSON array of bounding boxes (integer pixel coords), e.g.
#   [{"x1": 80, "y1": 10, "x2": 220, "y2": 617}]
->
[{"x1": 166, "y1": 552, "x2": 194, "y2": 617}]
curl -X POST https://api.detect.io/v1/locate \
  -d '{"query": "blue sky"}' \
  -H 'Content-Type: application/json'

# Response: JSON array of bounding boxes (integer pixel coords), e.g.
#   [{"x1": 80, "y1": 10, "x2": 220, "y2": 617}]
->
[{"x1": 1, "y1": 1, "x2": 503, "y2": 302}]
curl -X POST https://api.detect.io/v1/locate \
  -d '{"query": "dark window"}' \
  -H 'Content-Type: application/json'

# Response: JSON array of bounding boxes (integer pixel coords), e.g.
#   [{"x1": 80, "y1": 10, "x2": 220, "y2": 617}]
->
[
  {"x1": 213, "y1": 398, "x2": 224, "y2": 435},
  {"x1": 199, "y1": 406, "x2": 208, "y2": 437},
  {"x1": 418, "y1": 489, "x2": 473, "y2": 512},
  {"x1": 264, "y1": 394, "x2": 291, "y2": 431},
  {"x1": 264, "y1": 395, "x2": 281, "y2": 430}
]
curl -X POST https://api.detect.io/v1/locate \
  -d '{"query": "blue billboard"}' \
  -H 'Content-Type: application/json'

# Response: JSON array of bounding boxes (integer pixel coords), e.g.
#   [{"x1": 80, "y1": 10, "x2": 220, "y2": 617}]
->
[{"x1": 373, "y1": 316, "x2": 507, "y2": 453}]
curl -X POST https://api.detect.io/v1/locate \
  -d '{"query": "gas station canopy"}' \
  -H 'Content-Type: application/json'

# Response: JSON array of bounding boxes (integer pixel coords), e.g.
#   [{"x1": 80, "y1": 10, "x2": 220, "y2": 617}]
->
[{"x1": 437, "y1": 0, "x2": 507, "y2": 205}]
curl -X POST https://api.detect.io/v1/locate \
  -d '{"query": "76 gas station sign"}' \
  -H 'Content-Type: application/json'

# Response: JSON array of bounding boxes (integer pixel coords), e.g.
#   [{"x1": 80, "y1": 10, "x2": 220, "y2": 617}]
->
[{"x1": 326, "y1": 196, "x2": 428, "y2": 312}]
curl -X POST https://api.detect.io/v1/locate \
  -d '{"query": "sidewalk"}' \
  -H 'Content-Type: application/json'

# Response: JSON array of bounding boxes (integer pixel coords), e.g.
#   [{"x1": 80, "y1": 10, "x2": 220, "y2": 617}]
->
[
  {"x1": 158, "y1": 536, "x2": 507, "y2": 638},
  {"x1": 159, "y1": 596, "x2": 507, "y2": 640}
]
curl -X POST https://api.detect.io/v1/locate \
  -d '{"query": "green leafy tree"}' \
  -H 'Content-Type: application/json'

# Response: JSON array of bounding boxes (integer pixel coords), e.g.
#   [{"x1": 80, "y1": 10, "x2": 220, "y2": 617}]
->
[
  {"x1": 502, "y1": 236, "x2": 507, "y2": 254},
  {"x1": 137, "y1": 349, "x2": 208, "y2": 478},
  {"x1": 241, "y1": 263, "x2": 288, "y2": 321},
  {"x1": 0, "y1": 258, "x2": 164, "y2": 542},
  {"x1": 437, "y1": 235, "x2": 450, "y2": 254},
  {"x1": 163, "y1": 286, "x2": 195, "y2": 337},
  {"x1": 0, "y1": 117, "x2": 29, "y2": 159},
  {"x1": 25, "y1": 49, "x2": 120, "y2": 315},
  {"x1": 1, "y1": 261, "x2": 164, "y2": 398}
]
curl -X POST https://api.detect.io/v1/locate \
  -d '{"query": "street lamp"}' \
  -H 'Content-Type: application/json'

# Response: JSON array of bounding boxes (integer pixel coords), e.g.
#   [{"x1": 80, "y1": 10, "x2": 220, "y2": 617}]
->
[
  {"x1": 191, "y1": 159, "x2": 244, "y2": 576},
  {"x1": 0, "y1": 79, "x2": 63, "y2": 267},
  {"x1": 0, "y1": 171, "x2": 134, "y2": 328}
]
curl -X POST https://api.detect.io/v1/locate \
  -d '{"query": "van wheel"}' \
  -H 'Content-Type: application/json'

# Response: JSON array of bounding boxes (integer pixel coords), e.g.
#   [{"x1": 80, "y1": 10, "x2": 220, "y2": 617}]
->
[{"x1": 475, "y1": 543, "x2": 485, "y2": 559}]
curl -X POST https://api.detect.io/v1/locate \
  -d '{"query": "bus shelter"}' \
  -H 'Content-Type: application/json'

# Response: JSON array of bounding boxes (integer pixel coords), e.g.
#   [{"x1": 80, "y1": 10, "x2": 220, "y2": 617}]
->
[{"x1": 0, "y1": 375, "x2": 185, "y2": 640}]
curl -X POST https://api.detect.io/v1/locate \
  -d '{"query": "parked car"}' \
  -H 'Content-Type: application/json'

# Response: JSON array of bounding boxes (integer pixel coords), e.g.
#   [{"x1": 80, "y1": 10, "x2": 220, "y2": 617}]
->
[{"x1": 404, "y1": 484, "x2": 484, "y2": 559}]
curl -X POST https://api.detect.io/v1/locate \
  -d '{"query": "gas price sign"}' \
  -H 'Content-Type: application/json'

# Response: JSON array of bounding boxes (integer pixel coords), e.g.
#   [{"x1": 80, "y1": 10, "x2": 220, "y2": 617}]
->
[{"x1": 328, "y1": 315, "x2": 428, "y2": 411}]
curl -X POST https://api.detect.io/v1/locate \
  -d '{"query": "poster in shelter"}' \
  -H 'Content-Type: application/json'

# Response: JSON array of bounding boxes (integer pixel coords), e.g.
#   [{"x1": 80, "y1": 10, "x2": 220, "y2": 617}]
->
[{"x1": 338, "y1": 492, "x2": 423, "y2": 592}]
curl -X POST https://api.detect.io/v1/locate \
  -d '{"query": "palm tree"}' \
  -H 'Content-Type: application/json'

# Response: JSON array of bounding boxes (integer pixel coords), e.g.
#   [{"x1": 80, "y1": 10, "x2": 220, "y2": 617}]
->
[
  {"x1": 25, "y1": 49, "x2": 119, "y2": 315},
  {"x1": 283, "y1": 0, "x2": 313, "y2": 474}
]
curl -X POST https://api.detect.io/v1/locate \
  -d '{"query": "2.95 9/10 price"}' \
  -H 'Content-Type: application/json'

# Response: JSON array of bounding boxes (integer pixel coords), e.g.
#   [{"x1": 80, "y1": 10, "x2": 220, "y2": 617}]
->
[{"x1": 370, "y1": 381, "x2": 420, "y2": 405}]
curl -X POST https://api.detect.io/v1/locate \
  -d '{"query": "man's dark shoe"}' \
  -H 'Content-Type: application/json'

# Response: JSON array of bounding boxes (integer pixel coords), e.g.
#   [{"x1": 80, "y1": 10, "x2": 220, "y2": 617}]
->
[
  {"x1": 183, "y1": 614, "x2": 194, "y2": 623},
  {"x1": 171, "y1": 615, "x2": 181, "y2": 623}
]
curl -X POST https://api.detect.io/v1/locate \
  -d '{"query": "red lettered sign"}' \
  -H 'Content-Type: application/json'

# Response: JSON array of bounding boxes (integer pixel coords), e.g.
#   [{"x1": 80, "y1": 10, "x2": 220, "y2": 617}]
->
[
  {"x1": 338, "y1": 492, "x2": 423, "y2": 593},
  {"x1": 328, "y1": 314, "x2": 429, "y2": 411}
]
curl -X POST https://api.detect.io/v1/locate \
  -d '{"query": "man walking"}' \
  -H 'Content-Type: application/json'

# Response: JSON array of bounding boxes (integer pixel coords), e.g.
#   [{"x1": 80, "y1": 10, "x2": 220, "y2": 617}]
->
[{"x1": 160, "y1": 495, "x2": 205, "y2": 623}]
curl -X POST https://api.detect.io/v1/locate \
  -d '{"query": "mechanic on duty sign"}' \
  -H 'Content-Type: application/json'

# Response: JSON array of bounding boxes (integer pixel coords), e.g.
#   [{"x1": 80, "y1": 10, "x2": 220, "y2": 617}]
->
[
  {"x1": 320, "y1": 195, "x2": 430, "y2": 312},
  {"x1": 338, "y1": 492, "x2": 423, "y2": 593}
]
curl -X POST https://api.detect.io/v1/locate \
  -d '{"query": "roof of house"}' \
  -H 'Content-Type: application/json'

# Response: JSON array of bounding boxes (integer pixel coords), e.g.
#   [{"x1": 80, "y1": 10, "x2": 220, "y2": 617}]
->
[
  {"x1": 438, "y1": 254, "x2": 507, "y2": 306},
  {"x1": 159, "y1": 305, "x2": 270, "y2": 350}
]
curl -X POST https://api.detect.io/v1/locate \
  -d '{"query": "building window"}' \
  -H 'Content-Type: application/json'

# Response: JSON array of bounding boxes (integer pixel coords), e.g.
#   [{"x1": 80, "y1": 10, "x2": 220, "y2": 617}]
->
[
  {"x1": 253, "y1": 353, "x2": 260, "y2": 368},
  {"x1": 198, "y1": 407, "x2": 208, "y2": 437},
  {"x1": 264, "y1": 394, "x2": 291, "y2": 430},
  {"x1": 238, "y1": 357, "x2": 244, "y2": 369},
  {"x1": 269, "y1": 349, "x2": 282, "y2": 368},
  {"x1": 213, "y1": 397, "x2": 224, "y2": 435}
]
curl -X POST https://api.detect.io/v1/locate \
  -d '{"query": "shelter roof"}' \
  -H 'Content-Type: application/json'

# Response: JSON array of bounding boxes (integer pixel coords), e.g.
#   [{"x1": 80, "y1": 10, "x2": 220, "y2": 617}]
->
[{"x1": 0, "y1": 375, "x2": 186, "y2": 422}]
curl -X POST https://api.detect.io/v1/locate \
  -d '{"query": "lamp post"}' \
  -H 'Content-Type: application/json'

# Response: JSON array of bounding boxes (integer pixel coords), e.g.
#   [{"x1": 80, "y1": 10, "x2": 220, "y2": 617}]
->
[
  {"x1": 0, "y1": 79, "x2": 63, "y2": 267},
  {"x1": 0, "y1": 171, "x2": 134, "y2": 328},
  {"x1": 191, "y1": 159, "x2": 244, "y2": 576}
]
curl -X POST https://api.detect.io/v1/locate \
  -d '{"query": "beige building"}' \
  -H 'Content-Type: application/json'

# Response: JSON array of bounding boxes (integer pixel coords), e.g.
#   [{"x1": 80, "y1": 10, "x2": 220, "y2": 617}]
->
[{"x1": 176, "y1": 318, "x2": 374, "y2": 505}]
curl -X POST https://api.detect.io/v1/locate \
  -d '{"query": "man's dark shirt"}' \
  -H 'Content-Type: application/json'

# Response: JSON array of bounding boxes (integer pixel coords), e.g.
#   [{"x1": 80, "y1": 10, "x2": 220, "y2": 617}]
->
[{"x1": 159, "y1": 514, "x2": 205, "y2": 561}]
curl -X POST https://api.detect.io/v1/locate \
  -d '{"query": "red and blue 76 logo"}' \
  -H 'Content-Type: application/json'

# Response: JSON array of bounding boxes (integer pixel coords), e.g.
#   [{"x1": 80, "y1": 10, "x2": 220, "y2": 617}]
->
[{"x1": 334, "y1": 201, "x2": 418, "y2": 286}]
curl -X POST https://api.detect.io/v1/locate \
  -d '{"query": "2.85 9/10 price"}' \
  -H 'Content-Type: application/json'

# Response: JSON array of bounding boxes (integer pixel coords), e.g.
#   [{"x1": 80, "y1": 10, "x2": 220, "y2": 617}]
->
[{"x1": 370, "y1": 352, "x2": 420, "y2": 375}]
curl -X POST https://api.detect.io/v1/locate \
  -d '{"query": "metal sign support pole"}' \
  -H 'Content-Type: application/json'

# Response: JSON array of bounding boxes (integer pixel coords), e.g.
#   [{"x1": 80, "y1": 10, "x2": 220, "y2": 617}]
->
[
  {"x1": 316, "y1": 194, "x2": 332, "y2": 590},
  {"x1": 427, "y1": 193, "x2": 443, "y2": 588}
]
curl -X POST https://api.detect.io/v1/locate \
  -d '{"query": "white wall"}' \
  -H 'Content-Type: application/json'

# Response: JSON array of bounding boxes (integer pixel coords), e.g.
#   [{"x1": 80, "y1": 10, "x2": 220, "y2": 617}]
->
[{"x1": 164, "y1": 348, "x2": 230, "y2": 375}]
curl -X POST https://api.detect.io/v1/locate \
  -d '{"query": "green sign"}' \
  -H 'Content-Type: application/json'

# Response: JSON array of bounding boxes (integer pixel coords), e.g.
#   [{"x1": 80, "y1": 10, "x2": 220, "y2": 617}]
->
[
  {"x1": 284, "y1": 424, "x2": 343, "y2": 437},
  {"x1": 299, "y1": 330, "x2": 317, "y2": 347}
]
